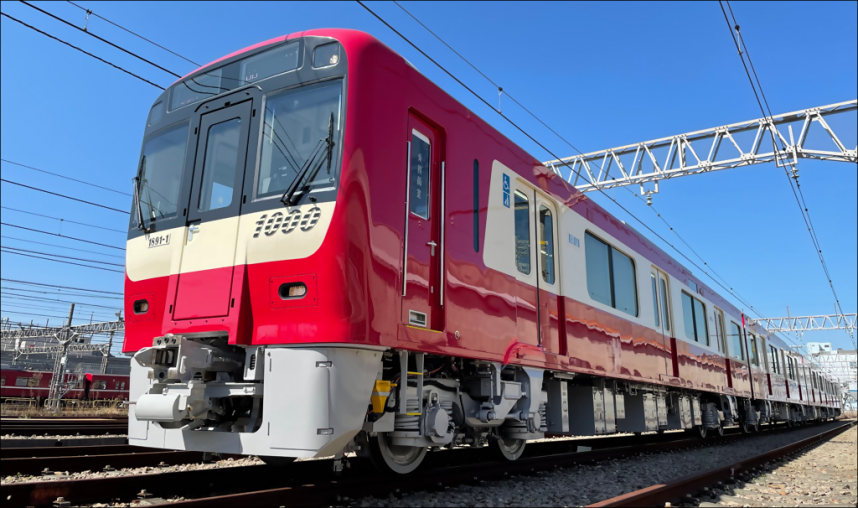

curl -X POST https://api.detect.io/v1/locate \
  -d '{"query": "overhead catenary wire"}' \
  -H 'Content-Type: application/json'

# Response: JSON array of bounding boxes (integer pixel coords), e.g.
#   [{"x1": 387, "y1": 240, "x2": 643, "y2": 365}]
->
[
  {"x1": 392, "y1": 1, "x2": 760, "y2": 315},
  {"x1": 2, "y1": 235, "x2": 125, "y2": 259},
  {"x1": 20, "y1": 1, "x2": 181, "y2": 78},
  {"x1": 0, "y1": 300, "x2": 120, "y2": 318},
  {"x1": 1, "y1": 223, "x2": 126, "y2": 251},
  {"x1": 0, "y1": 279, "x2": 123, "y2": 295},
  {"x1": 2, "y1": 207, "x2": 127, "y2": 234},
  {"x1": 0, "y1": 286, "x2": 123, "y2": 300},
  {"x1": 65, "y1": 0, "x2": 201, "y2": 67},
  {"x1": 1, "y1": 249, "x2": 124, "y2": 274},
  {"x1": 0, "y1": 11, "x2": 165, "y2": 90},
  {"x1": 359, "y1": 2, "x2": 827, "y2": 357},
  {"x1": 1, "y1": 246, "x2": 125, "y2": 267},
  {"x1": 0, "y1": 291, "x2": 122, "y2": 311},
  {"x1": 360, "y1": 3, "x2": 776, "y2": 320},
  {"x1": 1, "y1": 178, "x2": 130, "y2": 214},
  {"x1": 717, "y1": 1, "x2": 854, "y2": 348},
  {"x1": 1, "y1": 159, "x2": 130, "y2": 197}
]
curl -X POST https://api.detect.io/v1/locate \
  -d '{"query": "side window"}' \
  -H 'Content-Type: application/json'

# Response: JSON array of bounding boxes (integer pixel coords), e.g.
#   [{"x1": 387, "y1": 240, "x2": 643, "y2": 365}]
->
[
  {"x1": 473, "y1": 160, "x2": 480, "y2": 252},
  {"x1": 749, "y1": 335, "x2": 759, "y2": 366},
  {"x1": 15, "y1": 377, "x2": 28, "y2": 387},
  {"x1": 584, "y1": 232, "x2": 638, "y2": 316},
  {"x1": 728, "y1": 322, "x2": 744, "y2": 360},
  {"x1": 409, "y1": 130, "x2": 431, "y2": 219},
  {"x1": 538, "y1": 206, "x2": 555, "y2": 284},
  {"x1": 513, "y1": 191, "x2": 531, "y2": 275},
  {"x1": 680, "y1": 292, "x2": 708, "y2": 345},
  {"x1": 650, "y1": 274, "x2": 660, "y2": 327}
]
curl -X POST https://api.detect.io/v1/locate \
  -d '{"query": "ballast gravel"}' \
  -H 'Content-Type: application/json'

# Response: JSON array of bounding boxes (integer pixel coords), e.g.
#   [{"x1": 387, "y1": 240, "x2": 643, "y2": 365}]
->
[
  {"x1": 703, "y1": 425, "x2": 857, "y2": 507},
  {"x1": 1, "y1": 433, "x2": 127, "y2": 439},
  {"x1": 355, "y1": 421, "x2": 851, "y2": 507}
]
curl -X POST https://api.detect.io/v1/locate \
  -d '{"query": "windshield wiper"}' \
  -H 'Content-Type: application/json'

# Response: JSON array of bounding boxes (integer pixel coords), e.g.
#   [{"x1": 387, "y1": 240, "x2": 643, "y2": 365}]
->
[
  {"x1": 280, "y1": 113, "x2": 335, "y2": 207},
  {"x1": 132, "y1": 156, "x2": 149, "y2": 232}
]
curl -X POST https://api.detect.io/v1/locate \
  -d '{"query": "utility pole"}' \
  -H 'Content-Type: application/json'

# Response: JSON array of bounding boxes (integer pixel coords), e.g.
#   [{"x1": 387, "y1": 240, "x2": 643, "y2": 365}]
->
[{"x1": 47, "y1": 304, "x2": 79, "y2": 413}]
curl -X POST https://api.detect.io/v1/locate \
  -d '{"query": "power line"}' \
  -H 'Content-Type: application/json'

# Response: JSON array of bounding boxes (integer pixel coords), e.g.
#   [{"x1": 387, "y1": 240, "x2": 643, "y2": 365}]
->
[
  {"x1": 1, "y1": 223, "x2": 126, "y2": 251},
  {"x1": 1, "y1": 300, "x2": 120, "y2": 318},
  {"x1": 1, "y1": 159, "x2": 130, "y2": 197},
  {"x1": 0, "y1": 278, "x2": 123, "y2": 295},
  {"x1": 360, "y1": 2, "x2": 822, "y2": 358},
  {"x1": 1, "y1": 249, "x2": 124, "y2": 274},
  {"x1": 1, "y1": 246, "x2": 125, "y2": 267},
  {"x1": 1, "y1": 178, "x2": 129, "y2": 214},
  {"x1": 0, "y1": 286, "x2": 123, "y2": 300},
  {"x1": 2, "y1": 207, "x2": 127, "y2": 234},
  {"x1": 66, "y1": 1, "x2": 201, "y2": 66},
  {"x1": 717, "y1": 1, "x2": 854, "y2": 347},
  {"x1": 20, "y1": 1, "x2": 181, "y2": 78},
  {"x1": 2, "y1": 235, "x2": 125, "y2": 259},
  {"x1": 1, "y1": 295, "x2": 121, "y2": 314},
  {"x1": 360, "y1": 3, "x2": 771, "y2": 317},
  {"x1": 0, "y1": 11, "x2": 165, "y2": 90}
]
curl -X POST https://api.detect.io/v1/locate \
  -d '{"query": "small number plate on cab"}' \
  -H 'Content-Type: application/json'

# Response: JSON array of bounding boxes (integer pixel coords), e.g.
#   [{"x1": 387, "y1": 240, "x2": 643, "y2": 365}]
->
[{"x1": 148, "y1": 234, "x2": 171, "y2": 248}]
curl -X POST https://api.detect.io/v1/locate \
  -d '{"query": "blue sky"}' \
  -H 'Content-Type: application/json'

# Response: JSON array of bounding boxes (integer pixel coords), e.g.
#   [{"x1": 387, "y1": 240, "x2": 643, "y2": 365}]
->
[{"x1": 1, "y1": 1, "x2": 856, "y2": 355}]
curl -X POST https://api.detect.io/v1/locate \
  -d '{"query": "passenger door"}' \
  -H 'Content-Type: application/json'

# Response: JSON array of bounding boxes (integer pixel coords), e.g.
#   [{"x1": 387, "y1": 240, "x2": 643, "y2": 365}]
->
[
  {"x1": 401, "y1": 114, "x2": 444, "y2": 331},
  {"x1": 512, "y1": 183, "x2": 539, "y2": 346},
  {"x1": 173, "y1": 99, "x2": 253, "y2": 320},
  {"x1": 535, "y1": 195, "x2": 560, "y2": 354},
  {"x1": 651, "y1": 269, "x2": 671, "y2": 377}
]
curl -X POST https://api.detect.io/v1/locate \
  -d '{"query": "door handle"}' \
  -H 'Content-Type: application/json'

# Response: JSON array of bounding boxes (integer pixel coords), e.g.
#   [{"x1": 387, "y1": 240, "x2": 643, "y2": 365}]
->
[
  {"x1": 188, "y1": 224, "x2": 200, "y2": 242},
  {"x1": 427, "y1": 241, "x2": 437, "y2": 257}
]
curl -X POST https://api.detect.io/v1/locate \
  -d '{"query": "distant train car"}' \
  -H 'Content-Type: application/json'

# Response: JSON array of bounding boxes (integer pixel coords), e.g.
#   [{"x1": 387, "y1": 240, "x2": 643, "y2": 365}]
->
[
  {"x1": 122, "y1": 29, "x2": 842, "y2": 474},
  {"x1": 0, "y1": 367, "x2": 129, "y2": 403}
]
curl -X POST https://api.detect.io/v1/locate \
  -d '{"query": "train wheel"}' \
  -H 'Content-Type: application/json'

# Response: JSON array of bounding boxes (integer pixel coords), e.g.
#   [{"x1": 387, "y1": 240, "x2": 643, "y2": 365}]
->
[
  {"x1": 786, "y1": 419, "x2": 794, "y2": 428},
  {"x1": 493, "y1": 436, "x2": 527, "y2": 461},
  {"x1": 740, "y1": 422, "x2": 753, "y2": 434},
  {"x1": 369, "y1": 433, "x2": 427, "y2": 474},
  {"x1": 715, "y1": 423, "x2": 725, "y2": 437},
  {"x1": 695, "y1": 425, "x2": 707, "y2": 439},
  {"x1": 260, "y1": 456, "x2": 296, "y2": 467}
]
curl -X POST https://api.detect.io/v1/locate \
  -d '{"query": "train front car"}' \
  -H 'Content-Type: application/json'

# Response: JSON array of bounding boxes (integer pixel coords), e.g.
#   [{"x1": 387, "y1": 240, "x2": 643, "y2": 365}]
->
[{"x1": 123, "y1": 30, "x2": 388, "y2": 467}]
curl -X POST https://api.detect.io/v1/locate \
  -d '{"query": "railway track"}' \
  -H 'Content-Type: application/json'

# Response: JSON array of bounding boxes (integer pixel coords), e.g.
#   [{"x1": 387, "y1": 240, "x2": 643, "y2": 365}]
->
[
  {"x1": 2, "y1": 421, "x2": 837, "y2": 507},
  {"x1": 1, "y1": 418, "x2": 127, "y2": 437},
  {"x1": 590, "y1": 419, "x2": 857, "y2": 507}
]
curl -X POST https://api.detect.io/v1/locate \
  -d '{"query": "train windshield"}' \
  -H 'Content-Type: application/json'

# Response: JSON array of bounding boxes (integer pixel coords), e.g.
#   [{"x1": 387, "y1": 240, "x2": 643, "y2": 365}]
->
[
  {"x1": 256, "y1": 80, "x2": 342, "y2": 200},
  {"x1": 131, "y1": 123, "x2": 189, "y2": 229}
]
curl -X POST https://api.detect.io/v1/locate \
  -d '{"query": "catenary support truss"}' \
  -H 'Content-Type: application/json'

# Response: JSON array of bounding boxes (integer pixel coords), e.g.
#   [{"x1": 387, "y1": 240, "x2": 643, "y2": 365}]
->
[
  {"x1": 750, "y1": 314, "x2": 857, "y2": 333},
  {"x1": 1, "y1": 319, "x2": 125, "y2": 340},
  {"x1": 543, "y1": 100, "x2": 857, "y2": 193}
]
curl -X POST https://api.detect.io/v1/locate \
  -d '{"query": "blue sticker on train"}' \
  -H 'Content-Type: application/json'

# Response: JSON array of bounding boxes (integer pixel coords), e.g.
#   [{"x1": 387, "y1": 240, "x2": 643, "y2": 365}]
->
[{"x1": 502, "y1": 174, "x2": 510, "y2": 208}]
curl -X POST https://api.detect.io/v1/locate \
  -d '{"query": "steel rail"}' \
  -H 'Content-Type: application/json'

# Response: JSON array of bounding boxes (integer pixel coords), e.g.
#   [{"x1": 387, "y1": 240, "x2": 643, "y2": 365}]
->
[
  {"x1": 1, "y1": 450, "x2": 203, "y2": 477},
  {"x1": 162, "y1": 423, "x2": 822, "y2": 507},
  {"x1": 1, "y1": 444, "x2": 136, "y2": 459},
  {"x1": 0, "y1": 421, "x2": 837, "y2": 507},
  {"x1": 588, "y1": 420, "x2": 856, "y2": 507},
  {"x1": 2, "y1": 424, "x2": 127, "y2": 437}
]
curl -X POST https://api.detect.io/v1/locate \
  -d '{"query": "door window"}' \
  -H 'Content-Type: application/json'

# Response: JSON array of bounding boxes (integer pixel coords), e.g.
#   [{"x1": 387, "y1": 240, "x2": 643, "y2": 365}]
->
[
  {"x1": 659, "y1": 276, "x2": 670, "y2": 331},
  {"x1": 409, "y1": 130, "x2": 431, "y2": 219},
  {"x1": 714, "y1": 308, "x2": 727, "y2": 353},
  {"x1": 749, "y1": 334, "x2": 760, "y2": 366},
  {"x1": 651, "y1": 274, "x2": 660, "y2": 328},
  {"x1": 514, "y1": 190, "x2": 531, "y2": 275},
  {"x1": 728, "y1": 322, "x2": 744, "y2": 360},
  {"x1": 769, "y1": 345, "x2": 780, "y2": 374},
  {"x1": 538, "y1": 206, "x2": 555, "y2": 284},
  {"x1": 198, "y1": 118, "x2": 241, "y2": 212}
]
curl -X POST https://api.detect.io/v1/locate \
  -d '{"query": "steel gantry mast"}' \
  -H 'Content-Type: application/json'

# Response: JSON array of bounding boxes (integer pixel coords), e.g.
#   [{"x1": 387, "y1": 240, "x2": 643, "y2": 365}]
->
[{"x1": 543, "y1": 100, "x2": 857, "y2": 198}]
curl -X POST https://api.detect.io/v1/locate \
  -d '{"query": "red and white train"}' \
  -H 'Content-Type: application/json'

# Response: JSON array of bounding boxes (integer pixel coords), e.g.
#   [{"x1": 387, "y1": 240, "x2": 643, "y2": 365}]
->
[
  {"x1": 123, "y1": 29, "x2": 842, "y2": 473},
  {"x1": 0, "y1": 366, "x2": 129, "y2": 403}
]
